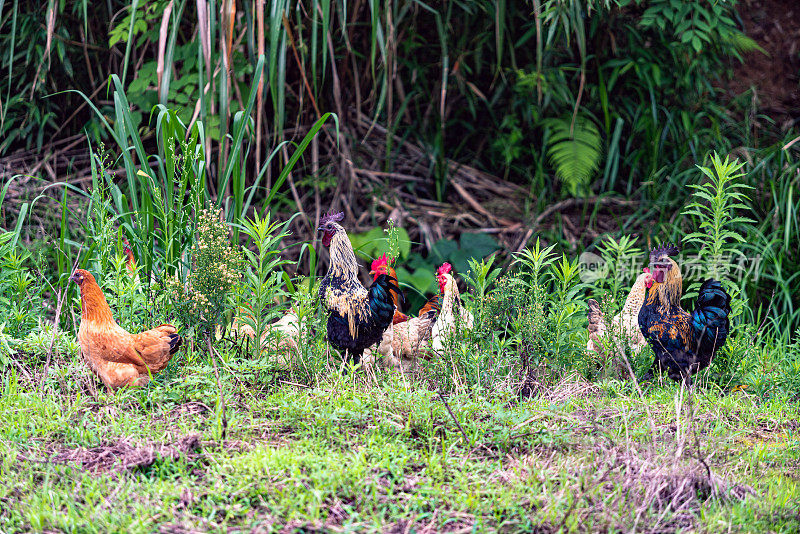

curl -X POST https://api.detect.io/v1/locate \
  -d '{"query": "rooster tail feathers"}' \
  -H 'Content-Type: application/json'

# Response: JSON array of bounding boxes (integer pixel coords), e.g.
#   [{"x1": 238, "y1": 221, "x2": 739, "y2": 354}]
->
[
  {"x1": 693, "y1": 279, "x2": 732, "y2": 320},
  {"x1": 691, "y1": 279, "x2": 731, "y2": 354},
  {"x1": 152, "y1": 324, "x2": 183, "y2": 356},
  {"x1": 370, "y1": 274, "x2": 403, "y2": 304},
  {"x1": 368, "y1": 274, "x2": 402, "y2": 325}
]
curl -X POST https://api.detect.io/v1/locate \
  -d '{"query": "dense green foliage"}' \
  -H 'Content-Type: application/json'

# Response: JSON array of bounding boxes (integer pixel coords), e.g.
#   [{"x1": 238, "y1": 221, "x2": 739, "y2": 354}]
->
[
  {"x1": 1, "y1": 0, "x2": 797, "y2": 333},
  {"x1": 0, "y1": 180, "x2": 798, "y2": 529},
  {"x1": 0, "y1": 0, "x2": 797, "y2": 399},
  {"x1": 1, "y1": 151, "x2": 798, "y2": 398}
]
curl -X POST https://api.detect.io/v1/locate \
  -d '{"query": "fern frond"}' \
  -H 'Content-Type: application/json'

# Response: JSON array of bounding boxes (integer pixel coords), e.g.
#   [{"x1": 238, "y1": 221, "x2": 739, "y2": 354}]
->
[
  {"x1": 724, "y1": 33, "x2": 767, "y2": 56},
  {"x1": 542, "y1": 116, "x2": 602, "y2": 196}
]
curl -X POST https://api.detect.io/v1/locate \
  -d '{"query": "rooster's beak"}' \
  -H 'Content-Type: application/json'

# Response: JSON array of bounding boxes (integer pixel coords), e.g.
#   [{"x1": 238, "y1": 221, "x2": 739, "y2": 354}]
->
[{"x1": 69, "y1": 272, "x2": 79, "y2": 284}]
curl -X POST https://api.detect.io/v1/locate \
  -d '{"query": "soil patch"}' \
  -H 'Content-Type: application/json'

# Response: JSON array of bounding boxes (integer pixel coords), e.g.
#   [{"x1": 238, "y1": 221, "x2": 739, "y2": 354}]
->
[{"x1": 722, "y1": 0, "x2": 800, "y2": 127}]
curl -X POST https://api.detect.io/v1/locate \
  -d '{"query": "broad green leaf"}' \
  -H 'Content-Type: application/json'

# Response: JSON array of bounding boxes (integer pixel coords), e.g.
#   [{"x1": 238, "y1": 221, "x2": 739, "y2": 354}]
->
[
  {"x1": 459, "y1": 232, "x2": 500, "y2": 260},
  {"x1": 430, "y1": 239, "x2": 459, "y2": 265}
]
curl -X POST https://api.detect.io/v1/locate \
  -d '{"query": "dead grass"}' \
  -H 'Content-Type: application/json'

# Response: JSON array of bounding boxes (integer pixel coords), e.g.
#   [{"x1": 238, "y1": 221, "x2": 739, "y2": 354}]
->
[
  {"x1": 543, "y1": 372, "x2": 605, "y2": 403},
  {"x1": 496, "y1": 436, "x2": 757, "y2": 532},
  {"x1": 19, "y1": 434, "x2": 203, "y2": 474},
  {"x1": 382, "y1": 513, "x2": 479, "y2": 534}
]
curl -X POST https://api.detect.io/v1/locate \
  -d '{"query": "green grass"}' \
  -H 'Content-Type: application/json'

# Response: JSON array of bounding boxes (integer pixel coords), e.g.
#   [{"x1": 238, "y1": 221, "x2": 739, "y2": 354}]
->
[{"x1": 1, "y1": 346, "x2": 798, "y2": 533}]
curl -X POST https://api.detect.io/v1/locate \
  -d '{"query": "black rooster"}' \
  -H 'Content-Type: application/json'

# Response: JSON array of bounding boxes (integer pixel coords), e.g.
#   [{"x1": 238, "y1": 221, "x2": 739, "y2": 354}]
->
[
  {"x1": 318, "y1": 212, "x2": 400, "y2": 364},
  {"x1": 638, "y1": 244, "x2": 732, "y2": 383}
]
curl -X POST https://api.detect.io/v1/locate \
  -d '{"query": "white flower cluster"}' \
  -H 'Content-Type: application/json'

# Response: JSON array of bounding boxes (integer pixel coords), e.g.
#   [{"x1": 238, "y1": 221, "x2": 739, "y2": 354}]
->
[{"x1": 169, "y1": 208, "x2": 243, "y2": 330}]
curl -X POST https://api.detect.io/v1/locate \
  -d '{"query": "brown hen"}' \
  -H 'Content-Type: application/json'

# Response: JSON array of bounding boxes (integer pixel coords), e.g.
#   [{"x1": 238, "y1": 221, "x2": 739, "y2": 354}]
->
[{"x1": 71, "y1": 269, "x2": 181, "y2": 389}]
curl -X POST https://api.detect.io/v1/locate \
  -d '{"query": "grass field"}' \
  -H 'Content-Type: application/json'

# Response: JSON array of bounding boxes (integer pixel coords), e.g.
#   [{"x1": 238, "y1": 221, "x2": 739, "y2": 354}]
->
[{"x1": 2, "y1": 345, "x2": 798, "y2": 533}]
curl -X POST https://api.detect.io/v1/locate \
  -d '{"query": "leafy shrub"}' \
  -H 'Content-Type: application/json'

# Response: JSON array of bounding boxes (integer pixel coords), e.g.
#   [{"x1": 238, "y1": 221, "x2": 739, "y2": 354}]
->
[
  {"x1": 682, "y1": 153, "x2": 754, "y2": 288},
  {"x1": 426, "y1": 240, "x2": 594, "y2": 395},
  {"x1": 237, "y1": 211, "x2": 294, "y2": 356},
  {"x1": 276, "y1": 282, "x2": 331, "y2": 386},
  {"x1": 589, "y1": 235, "x2": 643, "y2": 301},
  {"x1": 496, "y1": 0, "x2": 756, "y2": 196},
  {"x1": 349, "y1": 223, "x2": 412, "y2": 264},
  {"x1": 66, "y1": 151, "x2": 173, "y2": 333},
  {"x1": 678, "y1": 154, "x2": 756, "y2": 385},
  {"x1": 0, "y1": 231, "x2": 46, "y2": 341}
]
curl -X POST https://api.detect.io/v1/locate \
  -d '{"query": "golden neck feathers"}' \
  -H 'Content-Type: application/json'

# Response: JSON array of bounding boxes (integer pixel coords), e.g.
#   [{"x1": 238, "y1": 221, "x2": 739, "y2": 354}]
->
[
  {"x1": 327, "y1": 225, "x2": 358, "y2": 280},
  {"x1": 78, "y1": 274, "x2": 115, "y2": 324},
  {"x1": 651, "y1": 258, "x2": 683, "y2": 307}
]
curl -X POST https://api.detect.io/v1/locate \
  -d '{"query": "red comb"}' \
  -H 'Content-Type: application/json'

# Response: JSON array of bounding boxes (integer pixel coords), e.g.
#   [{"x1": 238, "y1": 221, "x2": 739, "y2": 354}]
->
[
  {"x1": 371, "y1": 254, "x2": 390, "y2": 272},
  {"x1": 437, "y1": 262, "x2": 452, "y2": 276}
]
